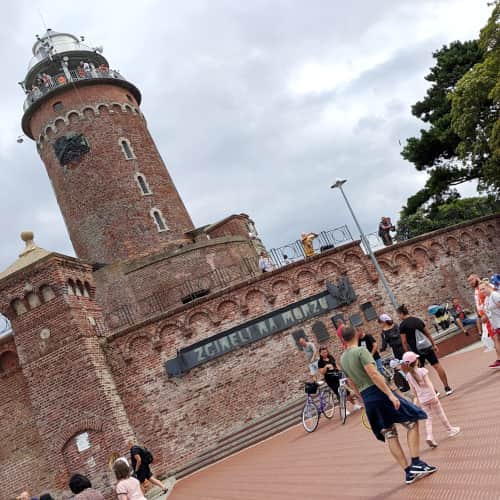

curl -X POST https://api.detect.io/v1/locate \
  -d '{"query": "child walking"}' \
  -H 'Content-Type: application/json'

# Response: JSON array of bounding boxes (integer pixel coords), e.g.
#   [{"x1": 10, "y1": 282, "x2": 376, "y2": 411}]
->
[{"x1": 402, "y1": 351, "x2": 460, "y2": 448}]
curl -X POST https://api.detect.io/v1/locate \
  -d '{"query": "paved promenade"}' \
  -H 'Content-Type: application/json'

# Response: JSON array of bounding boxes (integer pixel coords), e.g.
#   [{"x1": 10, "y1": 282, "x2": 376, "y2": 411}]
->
[{"x1": 169, "y1": 344, "x2": 500, "y2": 500}]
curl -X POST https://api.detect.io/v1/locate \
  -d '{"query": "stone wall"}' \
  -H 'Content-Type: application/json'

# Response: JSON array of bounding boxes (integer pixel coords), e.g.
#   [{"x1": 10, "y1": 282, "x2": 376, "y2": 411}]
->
[
  {"x1": 94, "y1": 236, "x2": 260, "y2": 326},
  {"x1": 1, "y1": 215, "x2": 498, "y2": 498},
  {"x1": 105, "y1": 214, "x2": 500, "y2": 474},
  {"x1": 31, "y1": 84, "x2": 195, "y2": 264},
  {"x1": 0, "y1": 338, "x2": 52, "y2": 500}
]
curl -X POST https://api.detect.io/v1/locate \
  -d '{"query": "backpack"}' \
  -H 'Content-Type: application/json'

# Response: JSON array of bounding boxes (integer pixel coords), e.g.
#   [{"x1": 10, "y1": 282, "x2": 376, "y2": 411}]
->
[
  {"x1": 134, "y1": 446, "x2": 154, "y2": 465},
  {"x1": 394, "y1": 371, "x2": 410, "y2": 393}
]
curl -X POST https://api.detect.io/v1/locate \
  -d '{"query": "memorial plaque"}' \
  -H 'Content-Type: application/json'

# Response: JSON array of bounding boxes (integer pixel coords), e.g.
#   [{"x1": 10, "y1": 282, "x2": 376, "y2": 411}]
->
[{"x1": 166, "y1": 276, "x2": 356, "y2": 376}]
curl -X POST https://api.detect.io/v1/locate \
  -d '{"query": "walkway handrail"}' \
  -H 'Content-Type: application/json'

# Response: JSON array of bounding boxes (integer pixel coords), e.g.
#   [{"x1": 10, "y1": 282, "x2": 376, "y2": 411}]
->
[
  {"x1": 23, "y1": 68, "x2": 127, "y2": 111},
  {"x1": 99, "y1": 257, "x2": 259, "y2": 332},
  {"x1": 267, "y1": 225, "x2": 353, "y2": 267}
]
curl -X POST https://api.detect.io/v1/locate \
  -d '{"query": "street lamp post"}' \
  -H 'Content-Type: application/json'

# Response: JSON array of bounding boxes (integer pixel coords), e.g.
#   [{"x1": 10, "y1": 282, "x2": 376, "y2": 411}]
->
[{"x1": 331, "y1": 178, "x2": 399, "y2": 312}]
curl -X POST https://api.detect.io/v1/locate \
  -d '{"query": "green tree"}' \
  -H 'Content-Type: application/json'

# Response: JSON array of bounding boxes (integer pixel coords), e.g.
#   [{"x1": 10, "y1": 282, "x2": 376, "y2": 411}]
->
[
  {"x1": 401, "y1": 40, "x2": 484, "y2": 216},
  {"x1": 397, "y1": 196, "x2": 500, "y2": 240},
  {"x1": 451, "y1": 1, "x2": 500, "y2": 193}
]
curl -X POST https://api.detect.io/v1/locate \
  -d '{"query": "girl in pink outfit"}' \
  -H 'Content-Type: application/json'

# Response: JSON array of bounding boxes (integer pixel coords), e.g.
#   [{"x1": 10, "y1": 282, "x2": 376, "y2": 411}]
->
[
  {"x1": 402, "y1": 351, "x2": 460, "y2": 448},
  {"x1": 113, "y1": 460, "x2": 146, "y2": 500}
]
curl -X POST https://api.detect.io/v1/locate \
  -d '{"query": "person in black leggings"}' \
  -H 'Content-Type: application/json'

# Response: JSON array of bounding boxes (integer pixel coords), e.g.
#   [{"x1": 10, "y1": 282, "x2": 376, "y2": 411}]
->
[{"x1": 317, "y1": 346, "x2": 361, "y2": 411}]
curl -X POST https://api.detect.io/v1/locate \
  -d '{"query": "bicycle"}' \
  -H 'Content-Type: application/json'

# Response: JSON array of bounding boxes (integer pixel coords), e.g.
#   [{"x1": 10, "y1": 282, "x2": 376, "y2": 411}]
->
[
  {"x1": 338, "y1": 376, "x2": 349, "y2": 425},
  {"x1": 302, "y1": 382, "x2": 335, "y2": 433}
]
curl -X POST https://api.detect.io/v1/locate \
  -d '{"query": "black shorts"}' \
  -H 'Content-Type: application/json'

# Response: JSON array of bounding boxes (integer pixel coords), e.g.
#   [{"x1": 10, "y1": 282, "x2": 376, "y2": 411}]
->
[
  {"x1": 418, "y1": 348, "x2": 439, "y2": 366},
  {"x1": 136, "y1": 465, "x2": 153, "y2": 483}
]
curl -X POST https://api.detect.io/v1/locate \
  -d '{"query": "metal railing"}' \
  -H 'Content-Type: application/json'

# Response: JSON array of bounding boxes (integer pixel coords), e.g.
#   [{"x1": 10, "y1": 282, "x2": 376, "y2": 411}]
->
[
  {"x1": 101, "y1": 257, "x2": 259, "y2": 331},
  {"x1": 23, "y1": 68, "x2": 127, "y2": 111},
  {"x1": 267, "y1": 225, "x2": 353, "y2": 267}
]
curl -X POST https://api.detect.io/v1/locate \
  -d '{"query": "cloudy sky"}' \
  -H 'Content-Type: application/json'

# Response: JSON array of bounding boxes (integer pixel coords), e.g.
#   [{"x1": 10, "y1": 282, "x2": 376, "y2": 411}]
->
[{"x1": 0, "y1": 0, "x2": 492, "y2": 269}]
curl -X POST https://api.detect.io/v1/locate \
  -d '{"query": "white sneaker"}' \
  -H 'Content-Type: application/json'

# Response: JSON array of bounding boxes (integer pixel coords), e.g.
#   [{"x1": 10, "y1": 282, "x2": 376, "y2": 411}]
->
[
  {"x1": 351, "y1": 404, "x2": 362, "y2": 412},
  {"x1": 448, "y1": 427, "x2": 460, "y2": 437},
  {"x1": 346, "y1": 410, "x2": 351, "y2": 416}
]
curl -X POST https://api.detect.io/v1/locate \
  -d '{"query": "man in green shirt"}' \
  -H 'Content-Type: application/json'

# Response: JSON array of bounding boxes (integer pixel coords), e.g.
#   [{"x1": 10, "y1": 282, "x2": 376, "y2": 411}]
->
[{"x1": 340, "y1": 326, "x2": 437, "y2": 485}]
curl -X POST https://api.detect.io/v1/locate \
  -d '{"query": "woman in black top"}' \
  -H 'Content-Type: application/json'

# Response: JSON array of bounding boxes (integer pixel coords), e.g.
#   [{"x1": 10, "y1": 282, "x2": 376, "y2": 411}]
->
[
  {"x1": 397, "y1": 304, "x2": 453, "y2": 395},
  {"x1": 379, "y1": 314, "x2": 404, "y2": 360},
  {"x1": 317, "y1": 347, "x2": 340, "y2": 395},
  {"x1": 317, "y1": 347, "x2": 360, "y2": 408}
]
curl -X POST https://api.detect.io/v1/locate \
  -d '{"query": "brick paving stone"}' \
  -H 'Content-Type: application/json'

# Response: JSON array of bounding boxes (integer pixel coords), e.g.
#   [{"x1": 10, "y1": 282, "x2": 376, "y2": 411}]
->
[{"x1": 169, "y1": 345, "x2": 500, "y2": 500}]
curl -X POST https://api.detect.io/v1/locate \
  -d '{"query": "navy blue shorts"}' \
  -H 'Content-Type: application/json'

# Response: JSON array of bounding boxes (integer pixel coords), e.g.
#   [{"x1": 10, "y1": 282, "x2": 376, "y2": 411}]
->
[{"x1": 361, "y1": 385, "x2": 427, "y2": 441}]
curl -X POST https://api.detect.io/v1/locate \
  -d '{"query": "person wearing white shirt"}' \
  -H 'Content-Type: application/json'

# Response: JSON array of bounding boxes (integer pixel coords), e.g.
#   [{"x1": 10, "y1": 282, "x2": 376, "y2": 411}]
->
[{"x1": 478, "y1": 281, "x2": 500, "y2": 369}]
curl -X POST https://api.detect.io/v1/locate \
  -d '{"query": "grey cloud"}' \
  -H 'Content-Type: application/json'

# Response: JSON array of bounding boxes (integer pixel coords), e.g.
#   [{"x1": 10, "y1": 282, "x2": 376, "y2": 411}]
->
[{"x1": 0, "y1": 0, "x2": 491, "y2": 269}]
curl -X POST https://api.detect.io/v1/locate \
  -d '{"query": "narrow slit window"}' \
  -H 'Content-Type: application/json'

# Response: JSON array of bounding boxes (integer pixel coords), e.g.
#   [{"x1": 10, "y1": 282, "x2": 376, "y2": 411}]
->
[
  {"x1": 151, "y1": 209, "x2": 167, "y2": 231},
  {"x1": 136, "y1": 174, "x2": 151, "y2": 195},
  {"x1": 120, "y1": 138, "x2": 135, "y2": 159}
]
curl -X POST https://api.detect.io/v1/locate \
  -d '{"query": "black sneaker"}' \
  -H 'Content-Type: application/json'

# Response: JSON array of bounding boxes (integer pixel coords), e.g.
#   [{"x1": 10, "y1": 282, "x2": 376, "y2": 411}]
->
[
  {"x1": 444, "y1": 386, "x2": 453, "y2": 396},
  {"x1": 405, "y1": 469, "x2": 419, "y2": 484},
  {"x1": 409, "y1": 461, "x2": 438, "y2": 476}
]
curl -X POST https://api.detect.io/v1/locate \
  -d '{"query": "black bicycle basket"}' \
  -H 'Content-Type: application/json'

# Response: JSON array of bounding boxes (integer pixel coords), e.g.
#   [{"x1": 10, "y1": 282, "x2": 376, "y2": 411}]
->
[{"x1": 304, "y1": 382, "x2": 318, "y2": 394}]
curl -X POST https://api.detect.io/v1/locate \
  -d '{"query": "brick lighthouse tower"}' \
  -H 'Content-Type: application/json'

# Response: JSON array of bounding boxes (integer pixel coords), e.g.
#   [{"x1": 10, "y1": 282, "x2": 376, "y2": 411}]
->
[{"x1": 21, "y1": 29, "x2": 194, "y2": 264}]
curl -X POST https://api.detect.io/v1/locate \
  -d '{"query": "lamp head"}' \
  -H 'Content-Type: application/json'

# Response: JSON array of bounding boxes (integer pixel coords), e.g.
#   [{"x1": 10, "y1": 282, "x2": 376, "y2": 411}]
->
[{"x1": 330, "y1": 178, "x2": 347, "y2": 189}]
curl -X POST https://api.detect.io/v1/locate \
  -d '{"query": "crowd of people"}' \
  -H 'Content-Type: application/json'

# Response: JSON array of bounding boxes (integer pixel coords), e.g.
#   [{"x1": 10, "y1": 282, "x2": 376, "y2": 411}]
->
[
  {"x1": 16, "y1": 441, "x2": 168, "y2": 500},
  {"x1": 28, "y1": 61, "x2": 111, "y2": 102},
  {"x1": 299, "y1": 268, "x2": 500, "y2": 485}
]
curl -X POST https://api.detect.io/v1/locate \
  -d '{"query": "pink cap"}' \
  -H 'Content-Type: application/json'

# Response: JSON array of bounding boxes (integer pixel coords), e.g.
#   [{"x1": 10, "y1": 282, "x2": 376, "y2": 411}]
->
[
  {"x1": 402, "y1": 351, "x2": 419, "y2": 364},
  {"x1": 379, "y1": 313, "x2": 392, "y2": 323}
]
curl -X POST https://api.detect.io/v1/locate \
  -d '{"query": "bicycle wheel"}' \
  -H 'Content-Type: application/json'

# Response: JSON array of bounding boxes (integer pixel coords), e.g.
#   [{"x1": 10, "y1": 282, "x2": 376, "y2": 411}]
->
[
  {"x1": 302, "y1": 399, "x2": 319, "y2": 433},
  {"x1": 321, "y1": 390, "x2": 335, "y2": 419},
  {"x1": 360, "y1": 408, "x2": 371, "y2": 431},
  {"x1": 339, "y1": 388, "x2": 348, "y2": 425},
  {"x1": 382, "y1": 365, "x2": 394, "y2": 384}
]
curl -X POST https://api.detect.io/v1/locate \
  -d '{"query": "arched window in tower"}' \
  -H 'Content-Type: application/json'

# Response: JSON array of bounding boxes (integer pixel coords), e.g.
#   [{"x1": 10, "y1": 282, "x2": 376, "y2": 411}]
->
[
  {"x1": 75, "y1": 280, "x2": 84, "y2": 297},
  {"x1": 135, "y1": 173, "x2": 152, "y2": 195},
  {"x1": 26, "y1": 292, "x2": 41, "y2": 309},
  {"x1": 119, "y1": 137, "x2": 135, "y2": 160},
  {"x1": 150, "y1": 208, "x2": 168, "y2": 232},
  {"x1": 40, "y1": 285, "x2": 56, "y2": 303},
  {"x1": 11, "y1": 298, "x2": 27, "y2": 316}
]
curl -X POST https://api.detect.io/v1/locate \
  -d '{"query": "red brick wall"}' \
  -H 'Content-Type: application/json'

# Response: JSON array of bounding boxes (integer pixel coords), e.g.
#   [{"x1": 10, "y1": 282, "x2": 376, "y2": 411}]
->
[
  {"x1": 0, "y1": 339, "x2": 52, "y2": 499},
  {"x1": 28, "y1": 83, "x2": 195, "y2": 264},
  {"x1": 93, "y1": 237, "x2": 259, "y2": 325},
  {"x1": 105, "y1": 215, "x2": 500, "y2": 474},
  {"x1": 206, "y1": 215, "x2": 253, "y2": 239},
  {"x1": 0, "y1": 257, "x2": 135, "y2": 499},
  {"x1": 1, "y1": 216, "x2": 498, "y2": 497}
]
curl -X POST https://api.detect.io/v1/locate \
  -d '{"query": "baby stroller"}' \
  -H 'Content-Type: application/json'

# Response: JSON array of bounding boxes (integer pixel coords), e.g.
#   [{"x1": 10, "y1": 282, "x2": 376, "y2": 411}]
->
[{"x1": 428, "y1": 303, "x2": 451, "y2": 333}]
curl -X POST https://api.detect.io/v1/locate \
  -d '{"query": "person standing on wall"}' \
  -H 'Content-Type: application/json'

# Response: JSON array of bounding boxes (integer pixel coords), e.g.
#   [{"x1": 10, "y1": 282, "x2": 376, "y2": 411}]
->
[
  {"x1": 258, "y1": 251, "x2": 274, "y2": 273},
  {"x1": 301, "y1": 232, "x2": 318, "y2": 257},
  {"x1": 478, "y1": 281, "x2": 500, "y2": 368},
  {"x1": 340, "y1": 326, "x2": 436, "y2": 485},
  {"x1": 397, "y1": 305, "x2": 453, "y2": 396},
  {"x1": 379, "y1": 314, "x2": 405, "y2": 360},
  {"x1": 378, "y1": 217, "x2": 395, "y2": 246},
  {"x1": 128, "y1": 440, "x2": 168, "y2": 494},
  {"x1": 298, "y1": 336, "x2": 319, "y2": 382}
]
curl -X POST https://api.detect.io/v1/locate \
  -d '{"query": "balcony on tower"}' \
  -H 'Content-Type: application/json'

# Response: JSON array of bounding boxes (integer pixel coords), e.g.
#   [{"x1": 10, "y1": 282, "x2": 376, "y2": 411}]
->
[{"x1": 21, "y1": 29, "x2": 141, "y2": 137}]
